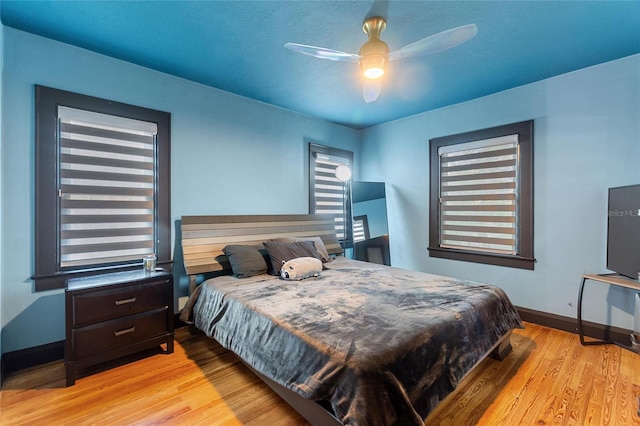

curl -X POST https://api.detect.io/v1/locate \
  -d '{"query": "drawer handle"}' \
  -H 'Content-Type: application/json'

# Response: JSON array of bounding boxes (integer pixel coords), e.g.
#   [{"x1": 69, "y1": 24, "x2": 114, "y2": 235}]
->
[
  {"x1": 114, "y1": 327, "x2": 135, "y2": 337},
  {"x1": 115, "y1": 297, "x2": 136, "y2": 306}
]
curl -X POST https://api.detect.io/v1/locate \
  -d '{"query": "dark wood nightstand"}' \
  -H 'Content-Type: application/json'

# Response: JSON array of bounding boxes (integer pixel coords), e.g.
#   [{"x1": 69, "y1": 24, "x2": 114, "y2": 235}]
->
[{"x1": 65, "y1": 269, "x2": 174, "y2": 386}]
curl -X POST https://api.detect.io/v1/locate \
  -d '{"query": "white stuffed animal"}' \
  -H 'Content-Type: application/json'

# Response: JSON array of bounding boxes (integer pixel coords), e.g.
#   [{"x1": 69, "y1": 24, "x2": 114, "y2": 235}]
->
[{"x1": 280, "y1": 257, "x2": 322, "y2": 280}]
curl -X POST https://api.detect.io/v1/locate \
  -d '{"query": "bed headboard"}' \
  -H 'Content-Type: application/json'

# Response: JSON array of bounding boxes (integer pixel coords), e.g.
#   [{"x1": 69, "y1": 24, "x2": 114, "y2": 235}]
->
[{"x1": 181, "y1": 214, "x2": 342, "y2": 290}]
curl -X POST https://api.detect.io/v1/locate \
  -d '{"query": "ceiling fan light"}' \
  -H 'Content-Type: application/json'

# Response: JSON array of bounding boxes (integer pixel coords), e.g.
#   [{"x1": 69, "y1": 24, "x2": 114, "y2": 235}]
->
[
  {"x1": 359, "y1": 33, "x2": 389, "y2": 80},
  {"x1": 361, "y1": 55, "x2": 386, "y2": 79},
  {"x1": 364, "y1": 65, "x2": 384, "y2": 79},
  {"x1": 364, "y1": 67, "x2": 384, "y2": 79}
]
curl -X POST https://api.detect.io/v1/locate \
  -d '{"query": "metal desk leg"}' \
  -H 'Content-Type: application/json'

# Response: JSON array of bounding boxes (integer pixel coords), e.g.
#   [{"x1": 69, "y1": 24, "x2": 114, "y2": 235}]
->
[
  {"x1": 577, "y1": 276, "x2": 611, "y2": 346},
  {"x1": 577, "y1": 277, "x2": 586, "y2": 345}
]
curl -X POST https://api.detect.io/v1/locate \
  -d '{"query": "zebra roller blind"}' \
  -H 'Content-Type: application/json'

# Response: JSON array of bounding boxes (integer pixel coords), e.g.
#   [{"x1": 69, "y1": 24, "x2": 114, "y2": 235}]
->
[
  {"x1": 353, "y1": 218, "x2": 366, "y2": 242},
  {"x1": 438, "y1": 135, "x2": 518, "y2": 254},
  {"x1": 310, "y1": 145, "x2": 352, "y2": 241},
  {"x1": 58, "y1": 107, "x2": 158, "y2": 268}
]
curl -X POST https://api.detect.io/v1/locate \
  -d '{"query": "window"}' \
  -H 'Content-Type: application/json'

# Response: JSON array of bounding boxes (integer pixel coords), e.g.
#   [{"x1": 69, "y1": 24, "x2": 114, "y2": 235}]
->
[
  {"x1": 33, "y1": 86, "x2": 171, "y2": 290},
  {"x1": 353, "y1": 215, "x2": 370, "y2": 243},
  {"x1": 428, "y1": 121, "x2": 535, "y2": 270},
  {"x1": 309, "y1": 143, "x2": 353, "y2": 244}
]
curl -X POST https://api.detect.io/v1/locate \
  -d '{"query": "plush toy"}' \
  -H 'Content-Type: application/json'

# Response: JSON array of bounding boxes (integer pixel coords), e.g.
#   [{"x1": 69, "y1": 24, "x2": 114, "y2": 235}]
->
[{"x1": 280, "y1": 257, "x2": 322, "y2": 280}]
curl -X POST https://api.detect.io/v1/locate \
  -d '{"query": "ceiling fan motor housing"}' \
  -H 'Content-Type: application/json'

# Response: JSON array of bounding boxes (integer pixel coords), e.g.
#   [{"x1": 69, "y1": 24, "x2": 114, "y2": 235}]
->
[{"x1": 360, "y1": 16, "x2": 389, "y2": 79}]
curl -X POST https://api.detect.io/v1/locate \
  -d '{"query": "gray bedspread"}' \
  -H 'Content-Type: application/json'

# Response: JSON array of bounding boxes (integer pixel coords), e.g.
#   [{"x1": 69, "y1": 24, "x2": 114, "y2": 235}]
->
[{"x1": 191, "y1": 257, "x2": 523, "y2": 425}]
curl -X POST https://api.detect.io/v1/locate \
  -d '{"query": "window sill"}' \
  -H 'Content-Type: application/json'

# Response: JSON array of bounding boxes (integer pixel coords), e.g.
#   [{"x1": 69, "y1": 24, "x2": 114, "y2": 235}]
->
[
  {"x1": 32, "y1": 261, "x2": 173, "y2": 291},
  {"x1": 428, "y1": 247, "x2": 535, "y2": 270}
]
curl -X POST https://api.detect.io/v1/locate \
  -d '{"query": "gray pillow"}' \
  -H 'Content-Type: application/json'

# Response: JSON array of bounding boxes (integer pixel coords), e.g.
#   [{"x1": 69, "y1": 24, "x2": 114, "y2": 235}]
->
[
  {"x1": 268, "y1": 236, "x2": 332, "y2": 262},
  {"x1": 223, "y1": 245, "x2": 268, "y2": 278},
  {"x1": 263, "y1": 240, "x2": 323, "y2": 275},
  {"x1": 297, "y1": 236, "x2": 332, "y2": 262}
]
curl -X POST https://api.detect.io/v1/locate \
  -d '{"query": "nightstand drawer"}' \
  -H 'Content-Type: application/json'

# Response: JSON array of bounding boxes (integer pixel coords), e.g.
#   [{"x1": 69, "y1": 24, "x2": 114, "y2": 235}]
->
[
  {"x1": 72, "y1": 308, "x2": 169, "y2": 359},
  {"x1": 72, "y1": 280, "x2": 169, "y2": 327}
]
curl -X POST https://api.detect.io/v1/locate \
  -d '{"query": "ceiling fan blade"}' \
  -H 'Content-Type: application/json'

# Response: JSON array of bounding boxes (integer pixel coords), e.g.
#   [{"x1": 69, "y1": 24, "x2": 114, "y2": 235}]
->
[
  {"x1": 363, "y1": 79, "x2": 382, "y2": 103},
  {"x1": 284, "y1": 43, "x2": 360, "y2": 63},
  {"x1": 388, "y1": 24, "x2": 478, "y2": 61}
]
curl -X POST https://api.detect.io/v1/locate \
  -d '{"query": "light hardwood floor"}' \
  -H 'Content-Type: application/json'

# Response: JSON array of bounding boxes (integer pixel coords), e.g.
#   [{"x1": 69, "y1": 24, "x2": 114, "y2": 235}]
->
[{"x1": 2, "y1": 322, "x2": 640, "y2": 425}]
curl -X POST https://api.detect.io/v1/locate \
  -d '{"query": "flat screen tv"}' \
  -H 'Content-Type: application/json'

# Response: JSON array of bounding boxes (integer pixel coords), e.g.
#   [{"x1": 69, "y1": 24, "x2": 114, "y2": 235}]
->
[{"x1": 607, "y1": 184, "x2": 640, "y2": 279}]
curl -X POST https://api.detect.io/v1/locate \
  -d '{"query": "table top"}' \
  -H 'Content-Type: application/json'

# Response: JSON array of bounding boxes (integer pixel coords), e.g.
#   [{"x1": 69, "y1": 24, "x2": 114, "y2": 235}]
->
[
  {"x1": 582, "y1": 273, "x2": 640, "y2": 291},
  {"x1": 66, "y1": 269, "x2": 170, "y2": 291}
]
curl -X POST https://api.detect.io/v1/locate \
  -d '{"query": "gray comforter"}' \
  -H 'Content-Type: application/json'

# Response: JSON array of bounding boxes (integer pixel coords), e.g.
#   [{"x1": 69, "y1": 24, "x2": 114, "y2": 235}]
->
[{"x1": 191, "y1": 257, "x2": 523, "y2": 425}]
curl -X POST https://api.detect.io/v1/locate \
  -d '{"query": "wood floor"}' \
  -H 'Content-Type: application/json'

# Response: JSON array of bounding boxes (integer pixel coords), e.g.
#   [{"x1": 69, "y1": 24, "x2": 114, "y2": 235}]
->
[{"x1": 2, "y1": 322, "x2": 640, "y2": 425}]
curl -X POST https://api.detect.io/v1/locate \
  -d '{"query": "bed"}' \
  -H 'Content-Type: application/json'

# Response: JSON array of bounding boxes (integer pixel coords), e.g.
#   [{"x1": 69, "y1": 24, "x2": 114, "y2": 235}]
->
[{"x1": 180, "y1": 214, "x2": 523, "y2": 426}]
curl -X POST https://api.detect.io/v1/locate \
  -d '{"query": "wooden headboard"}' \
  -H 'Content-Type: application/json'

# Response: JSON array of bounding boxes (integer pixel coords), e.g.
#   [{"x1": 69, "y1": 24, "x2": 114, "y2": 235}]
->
[{"x1": 181, "y1": 214, "x2": 342, "y2": 291}]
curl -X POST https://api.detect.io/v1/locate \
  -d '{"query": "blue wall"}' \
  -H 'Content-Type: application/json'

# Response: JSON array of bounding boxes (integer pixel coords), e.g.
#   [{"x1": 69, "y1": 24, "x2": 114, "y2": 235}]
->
[
  {"x1": 2, "y1": 24, "x2": 639, "y2": 355},
  {"x1": 0, "y1": 27, "x2": 361, "y2": 353},
  {"x1": 361, "y1": 54, "x2": 640, "y2": 330}
]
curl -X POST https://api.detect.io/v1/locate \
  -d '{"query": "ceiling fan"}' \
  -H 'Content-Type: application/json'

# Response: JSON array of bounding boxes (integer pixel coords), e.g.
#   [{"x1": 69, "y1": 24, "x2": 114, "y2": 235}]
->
[{"x1": 285, "y1": 17, "x2": 477, "y2": 103}]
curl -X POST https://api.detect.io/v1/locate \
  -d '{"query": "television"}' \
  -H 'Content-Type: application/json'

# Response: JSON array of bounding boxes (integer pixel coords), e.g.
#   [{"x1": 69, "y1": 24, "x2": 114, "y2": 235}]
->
[{"x1": 607, "y1": 184, "x2": 640, "y2": 279}]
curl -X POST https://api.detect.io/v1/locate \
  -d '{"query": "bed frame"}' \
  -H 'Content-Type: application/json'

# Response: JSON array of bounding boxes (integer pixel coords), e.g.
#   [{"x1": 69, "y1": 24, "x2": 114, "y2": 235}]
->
[{"x1": 180, "y1": 213, "x2": 513, "y2": 425}]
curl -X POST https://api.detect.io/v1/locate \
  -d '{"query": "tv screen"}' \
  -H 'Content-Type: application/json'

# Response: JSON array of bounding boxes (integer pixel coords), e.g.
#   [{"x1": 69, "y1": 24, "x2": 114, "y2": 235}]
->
[{"x1": 607, "y1": 184, "x2": 640, "y2": 279}]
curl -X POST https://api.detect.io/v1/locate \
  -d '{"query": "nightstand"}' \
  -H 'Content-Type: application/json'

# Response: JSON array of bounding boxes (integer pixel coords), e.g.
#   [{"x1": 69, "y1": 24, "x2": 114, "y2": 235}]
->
[{"x1": 65, "y1": 269, "x2": 174, "y2": 386}]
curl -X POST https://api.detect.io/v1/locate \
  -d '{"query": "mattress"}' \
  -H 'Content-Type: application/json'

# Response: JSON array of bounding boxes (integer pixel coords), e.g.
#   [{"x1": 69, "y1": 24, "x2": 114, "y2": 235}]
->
[{"x1": 190, "y1": 257, "x2": 523, "y2": 425}]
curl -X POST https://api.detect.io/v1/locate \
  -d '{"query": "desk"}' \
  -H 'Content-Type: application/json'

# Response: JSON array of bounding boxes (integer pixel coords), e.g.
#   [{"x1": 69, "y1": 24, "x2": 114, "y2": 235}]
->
[{"x1": 578, "y1": 273, "x2": 640, "y2": 350}]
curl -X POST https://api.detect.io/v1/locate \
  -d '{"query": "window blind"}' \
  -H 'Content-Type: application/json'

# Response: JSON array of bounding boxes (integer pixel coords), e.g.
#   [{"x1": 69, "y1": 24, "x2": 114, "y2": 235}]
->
[
  {"x1": 353, "y1": 218, "x2": 366, "y2": 242},
  {"x1": 439, "y1": 135, "x2": 518, "y2": 254},
  {"x1": 58, "y1": 107, "x2": 158, "y2": 268},
  {"x1": 312, "y1": 152, "x2": 351, "y2": 240}
]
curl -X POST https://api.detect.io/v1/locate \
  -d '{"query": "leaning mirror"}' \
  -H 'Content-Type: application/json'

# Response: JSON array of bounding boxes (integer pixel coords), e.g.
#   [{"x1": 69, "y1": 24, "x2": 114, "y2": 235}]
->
[{"x1": 350, "y1": 181, "x2": 390, "y2": 265}]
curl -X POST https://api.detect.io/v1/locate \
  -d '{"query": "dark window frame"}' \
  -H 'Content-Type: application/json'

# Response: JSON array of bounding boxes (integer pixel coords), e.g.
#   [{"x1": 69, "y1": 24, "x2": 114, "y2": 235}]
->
[
  {"x1": 428, "y1": 120, "x2": 535, "y2": 270},
  {"x1": 33, "y1": 85, "x2": 171, "y2": 291},
  {"x1": 308, "y1": 143, "x2": 354, "y2": 247}
]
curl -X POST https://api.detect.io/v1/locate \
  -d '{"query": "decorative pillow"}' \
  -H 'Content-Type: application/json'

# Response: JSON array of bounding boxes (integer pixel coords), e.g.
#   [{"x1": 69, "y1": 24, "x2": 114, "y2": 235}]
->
[
  {"x1": 263, "y1": 240, "x2": 323, "y2": 275},
  {"x1": 296, "y1": 236, "x2": 332, "y2": 262},
  {"x1": 269, "y1": 236, "x2": 332, "y2": 263},
  {"x1": 223, "y1": 245, "x2": 268, "y2": 278},
  {"x1": 280, "y1": 257, "x2": 322, "y2": 280}
]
